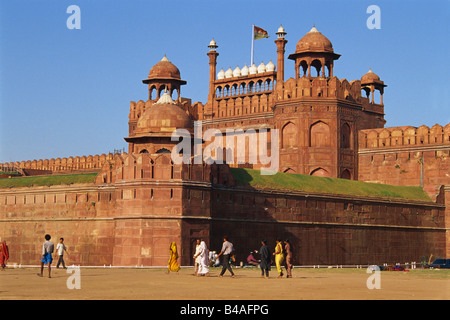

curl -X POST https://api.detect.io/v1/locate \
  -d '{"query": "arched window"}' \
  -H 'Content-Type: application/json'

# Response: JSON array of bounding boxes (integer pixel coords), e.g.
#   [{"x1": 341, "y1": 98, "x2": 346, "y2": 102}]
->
[
  {"x1": 341, "y1": 123, "x2": 351, "y2": 149},
  {"x1": 340, "y1": 169, "x2": 351, "y2": 179},
  {"x1": 240, "y1": 83, "x2": 246, "y2": 94},
  {"x1": 139, "y1": 149, "x2": 149, "y2": 154},
  {"x1": 311, "y1": 59, "x2": 322, "y2": 77},
  {"x1": 299, "y1": 60, "x2": 308, "y2": 77},
  {"x1": 156, "y1": 148, "x2": 171, "y2": 154},
  {"x1": 310, "y1": 121, "x2": 330, "y2": 147},
  {"x1": 216, "y1": 86, "x2": 222, "y2": 98},
  {"x1": 310, "y1": 167, "x2": 329, "y2": 177},
  {"x1": 282, "y1": 122, "x2": 297, "y2": 148}
]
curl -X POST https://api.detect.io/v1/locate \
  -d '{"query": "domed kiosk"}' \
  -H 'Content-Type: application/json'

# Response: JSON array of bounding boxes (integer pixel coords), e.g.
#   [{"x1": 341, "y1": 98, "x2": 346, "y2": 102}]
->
[
  {"x1": 142, "y1": 55, "x2": 187, "y2": 101},
  {"x1": 361, "y1": 68, "x2": 387, "y2": 105},
  {"x1": 288, "y1": 26, "x2": 341, "y2": 78}
]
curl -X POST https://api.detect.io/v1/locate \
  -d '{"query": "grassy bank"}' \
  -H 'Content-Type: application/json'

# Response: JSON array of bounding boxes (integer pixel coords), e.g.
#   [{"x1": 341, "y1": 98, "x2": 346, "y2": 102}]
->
[
  {"x1": 0, "y1": 173, "x2": 98, "y2": 188},
  {"x1": 230, "y1": 168, "x2": 432, "y2": 202}
]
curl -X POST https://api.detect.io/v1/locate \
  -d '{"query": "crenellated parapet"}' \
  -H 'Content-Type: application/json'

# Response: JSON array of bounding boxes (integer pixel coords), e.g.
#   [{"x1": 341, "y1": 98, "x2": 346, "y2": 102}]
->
[
  {"x1": 95, "y1": 152, "x2": 235, "y2": 187},
  {"x1": 276, "y1": 76, "x2": 380, "y2": 106},
  {"x1": 359, "y1": 123, "x2": 450, "y2": 149},
  {"x1": 0, "y1": 153, "x2": 116, "y2": 174}
]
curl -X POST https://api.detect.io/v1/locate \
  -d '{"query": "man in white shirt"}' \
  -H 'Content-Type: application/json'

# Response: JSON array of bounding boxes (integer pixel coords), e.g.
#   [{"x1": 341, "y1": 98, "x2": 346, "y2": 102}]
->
[
  {"x1": 56, "y1": 238, "x2": 68, "y2": 269},
  {"x1": 217, "y1": 236, "x2": 235, "y2": 278}
]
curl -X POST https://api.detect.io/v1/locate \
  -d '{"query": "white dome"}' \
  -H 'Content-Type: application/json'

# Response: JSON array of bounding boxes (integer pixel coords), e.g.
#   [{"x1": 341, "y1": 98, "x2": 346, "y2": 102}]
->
[
  {"x1": 277, "y1": 25, "x2": 285, "y2": 33},
  {"x1": 249, "y1": 64, "x2": 257, "y2": 75},
  {"x1": 266, "y1": 60, "x2": 275, "y2": 72},
  {"x1": 225, "y1": 67, "x2": 233, "y2": 78},
  {"x1": 217, "y1": 68, "x2": 225, "y2": 79},
  {"x1": 257, "y1": 62, "x2": 266, "y2": 73},
  {"x1": 241, "y1": 64, "x2": 249, "y2": 76},
  {"x1": 233, "y1": 66, "x2": 241, "y2": 77},
  {"x1": 209, "y1": 38, "x2": 217, "y2": 47}
]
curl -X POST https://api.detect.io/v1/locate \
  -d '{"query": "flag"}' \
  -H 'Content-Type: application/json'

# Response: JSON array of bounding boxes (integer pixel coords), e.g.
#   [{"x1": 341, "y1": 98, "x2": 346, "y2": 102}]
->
[{"x1": 253, "y1": 26, "x2": 269, "y2": 40}]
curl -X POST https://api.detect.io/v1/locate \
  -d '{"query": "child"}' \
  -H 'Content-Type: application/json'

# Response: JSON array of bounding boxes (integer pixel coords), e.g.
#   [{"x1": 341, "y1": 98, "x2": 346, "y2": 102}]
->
[
  {"x1": 56, "y1": 238, "x2": 68, "y2": 269},
  {"x1": 38, "y1": 234, "x2": 54, "y2": 278}
]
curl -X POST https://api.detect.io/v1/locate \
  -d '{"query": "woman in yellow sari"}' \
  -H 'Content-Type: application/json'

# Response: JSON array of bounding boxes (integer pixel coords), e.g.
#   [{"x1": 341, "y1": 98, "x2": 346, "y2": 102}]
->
[
  {"x1": 273, "y1": 239, "x2": 284, "y2": 278},
  {"x1": 167, "y1": 241, "x2": 180, "y2": 274}
]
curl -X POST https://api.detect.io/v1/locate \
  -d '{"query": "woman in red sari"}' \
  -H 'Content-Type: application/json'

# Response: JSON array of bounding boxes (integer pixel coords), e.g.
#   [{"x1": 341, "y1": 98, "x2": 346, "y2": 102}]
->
[{"x1": 0, "y1": 241, "x2": 9, "y2": 270}]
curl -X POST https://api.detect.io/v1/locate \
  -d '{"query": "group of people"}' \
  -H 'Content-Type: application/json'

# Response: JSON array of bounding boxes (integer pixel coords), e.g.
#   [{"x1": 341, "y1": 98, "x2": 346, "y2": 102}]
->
[
  {"x1": 167, "y1": 236, "x2": 294, "y2": 279},
  {"x1": 38, "y1": 234, "x2": 69, "y2": 278},
  {"x1": 249, "y1": 239, "x2": 293, "y2": 278},
  {"x1": 168, "y1": 236, "x2": 237, "y2": 278},
  {"x1": 0, "y1": 235, "x2": 68, "y2": 277}
]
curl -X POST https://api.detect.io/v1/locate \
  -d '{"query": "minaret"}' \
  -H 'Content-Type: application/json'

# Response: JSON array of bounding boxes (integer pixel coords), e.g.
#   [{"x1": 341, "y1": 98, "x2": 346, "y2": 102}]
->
[
  {"x1": 275, "y1": 25, "x2": 287, "y2": 84},
  {"x1": 207, "y1": 38, "x2": 219, "y2": 102}
]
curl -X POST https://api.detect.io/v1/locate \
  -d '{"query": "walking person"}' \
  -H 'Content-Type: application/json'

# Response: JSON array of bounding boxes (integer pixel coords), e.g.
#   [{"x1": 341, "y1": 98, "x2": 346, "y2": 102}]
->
[
  {"x1": 217, "y1": 236, "x2": 235, "y2": 278},
  {"x1": 197, "y1": 241, "x2": 210, "y2": 277},
  {"x1": 284, "y1": 239, "x2": 293, "y2": 278},
  {"x1": 167, "y1": 241, "x2": 180, "y2": 274},
  {"x1": 38, "y1": 234, "x2": 54, "y2": 278},
  {"x1": 193, "y1": 239, "x2": 202, "y2": 275},
  {"x1": 56, "y1": 238, "x2": 68, "y2": 269},
  {"x1": 259, "y1": 239, "x2": 271, "y2": 278},
  {"x1": 273, "y1": 238, "x2": 284, "y2": 278},
  {"x1": 0, "y1": 240, "x2": 9, "y2": 271}
]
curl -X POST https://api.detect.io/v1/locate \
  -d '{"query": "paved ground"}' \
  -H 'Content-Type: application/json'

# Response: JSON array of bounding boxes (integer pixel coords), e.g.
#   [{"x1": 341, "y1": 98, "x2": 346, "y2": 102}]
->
[{"x1": 1, "y1": 266, "x2": 449, "y2": 300}]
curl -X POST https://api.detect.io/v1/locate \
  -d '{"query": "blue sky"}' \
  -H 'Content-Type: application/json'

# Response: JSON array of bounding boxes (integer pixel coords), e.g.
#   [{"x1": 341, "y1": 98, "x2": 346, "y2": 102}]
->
[{"x1": 0, "y1": 0, "x2": 449, "y2": 163}]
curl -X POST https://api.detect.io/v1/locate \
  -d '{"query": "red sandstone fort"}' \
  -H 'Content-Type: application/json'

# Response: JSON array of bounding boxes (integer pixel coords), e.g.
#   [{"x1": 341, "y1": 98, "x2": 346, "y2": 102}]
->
[{"x1": 1, "y1": 26, "x2": 449, "y2": 267}]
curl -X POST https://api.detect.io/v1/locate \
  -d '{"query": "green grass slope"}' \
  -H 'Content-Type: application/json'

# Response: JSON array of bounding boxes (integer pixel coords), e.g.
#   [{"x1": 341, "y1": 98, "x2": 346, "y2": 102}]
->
[
  {"x1": 0, "y1": 173, "x2": 98, "y2": 189},
  {"x1": 230, "y1": 168, "x2": 432, "y2": 202}
]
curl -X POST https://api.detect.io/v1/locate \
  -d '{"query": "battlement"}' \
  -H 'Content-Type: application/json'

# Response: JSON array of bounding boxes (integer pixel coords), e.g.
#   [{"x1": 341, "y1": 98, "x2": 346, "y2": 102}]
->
[
  {"x1": 359, "y1": 123, "x2": 450, "y2": 149},
  {"x1": 0, "y1": 153, "x2": 116, "y2": 174},
  {"x1": 95, "y1": 152, "x2": 235, "y2": 187},
  {"x1": 279, "y1": 76, "x2": 374, "y2": 104}
]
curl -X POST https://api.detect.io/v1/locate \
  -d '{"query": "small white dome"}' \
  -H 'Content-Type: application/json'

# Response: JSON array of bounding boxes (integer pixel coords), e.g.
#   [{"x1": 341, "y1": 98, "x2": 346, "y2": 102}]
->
[
  {"x1": 257, "y1": 62, "x2": 266, "y2": 73},
  {"x1": 266, "y1": 60, "x2": 275, "y2": 72},
  {"x1": 277, "y1": 25, "x2": 285, "y2": 33},
  {"x1": 249, "y1": 64, "x2": 257, "y2": 75},
  {"x1": 233, "y1": 66, "x2": 241, "y2": 77},
  {"x1": 209, "y1": 38, "x2": 217, "y2": 47},
  {"x1": 225, "y1": 67, "x2": 233, "y2": 78},
  {"x1": 241, "y1": 64, "x2": 249, "y2": 76},
  {"x1": 217, "y1": 68, "x2": 225, "y2": 79}
]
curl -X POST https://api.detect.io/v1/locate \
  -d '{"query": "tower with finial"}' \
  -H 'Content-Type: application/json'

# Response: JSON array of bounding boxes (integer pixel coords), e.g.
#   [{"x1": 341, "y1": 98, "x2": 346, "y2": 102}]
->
[
  {"x1": 275, "y1": 25, "x2": 288, "y2": 88},
  {"x1": 207, "y1": 38, "x2": 219, "y2": 103}
]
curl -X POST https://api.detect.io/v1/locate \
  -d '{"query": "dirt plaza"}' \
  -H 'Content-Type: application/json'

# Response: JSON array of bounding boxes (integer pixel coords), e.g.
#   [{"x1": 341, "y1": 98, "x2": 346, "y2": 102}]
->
[{"x1": 0, "y1": 266, "x2": 448, "y2": 300}]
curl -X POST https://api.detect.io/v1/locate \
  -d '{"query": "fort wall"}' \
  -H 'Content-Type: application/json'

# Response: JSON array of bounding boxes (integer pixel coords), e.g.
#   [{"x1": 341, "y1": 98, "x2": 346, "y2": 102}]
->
[
  {"x1": 210, "y1": 186, "x2": 447, "y2": 265},
  {"x1": 1, "y1": 154, "x2": 446, "y2": 266},
  {"x1": 358, "y1": 124, "x2": 450, "y2": 198}
]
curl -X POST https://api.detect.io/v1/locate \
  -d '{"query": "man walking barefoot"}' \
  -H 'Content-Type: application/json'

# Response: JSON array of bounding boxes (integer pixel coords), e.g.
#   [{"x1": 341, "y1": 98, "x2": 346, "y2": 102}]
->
[{"x1": 38, "y1": 234, "x2": 54, "y2": 278}]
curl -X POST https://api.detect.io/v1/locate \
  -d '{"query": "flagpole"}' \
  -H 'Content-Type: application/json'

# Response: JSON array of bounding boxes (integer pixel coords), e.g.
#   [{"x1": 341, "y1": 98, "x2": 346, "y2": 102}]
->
[{"x1": 251, "y1": 24, "x2": 254, "y2": 66}]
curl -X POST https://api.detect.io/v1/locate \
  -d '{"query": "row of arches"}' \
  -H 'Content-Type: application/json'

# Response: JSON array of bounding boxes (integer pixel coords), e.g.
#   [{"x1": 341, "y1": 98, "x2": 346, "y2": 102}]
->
[
  {"x1": 283, "y1": 167, "x2": 352, "y2": 179},
  {"x1": 297, "y1": 59, "x2": 333, "y2": 78},
  {"x1": 215, "y1": 78, "x2": 274, "y2": 99},
  {"x1": 214, "y1": 93, "x2": 272, "y2": 118},
  {"x1": 281, "y1": 121, "x2": 352, "y2": 149},
  {"x1": 149, "y1": 84, "x2": 180, "y2": 101}
]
